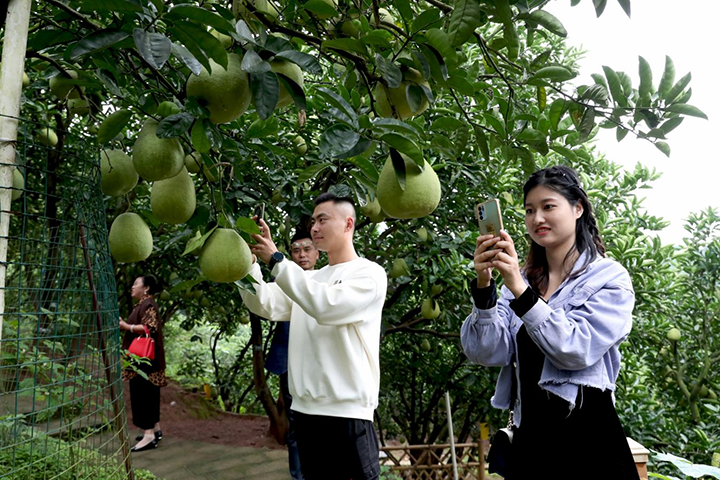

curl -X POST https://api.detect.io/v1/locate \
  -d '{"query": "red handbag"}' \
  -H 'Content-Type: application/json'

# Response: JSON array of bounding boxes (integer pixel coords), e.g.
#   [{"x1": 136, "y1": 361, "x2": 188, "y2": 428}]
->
[{"x1": 128, "y1": 325, "x2": 155, "y2": 360}]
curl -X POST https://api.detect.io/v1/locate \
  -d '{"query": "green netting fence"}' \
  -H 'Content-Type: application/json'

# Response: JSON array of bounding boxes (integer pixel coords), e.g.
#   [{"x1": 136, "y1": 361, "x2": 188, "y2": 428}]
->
[{"x1": 0, "y1": 114, "x2": 133, "y2": 479}]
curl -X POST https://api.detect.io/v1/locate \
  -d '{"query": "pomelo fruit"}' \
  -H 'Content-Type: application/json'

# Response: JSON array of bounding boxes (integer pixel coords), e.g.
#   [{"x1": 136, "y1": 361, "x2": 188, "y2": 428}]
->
[
  {"x1": 199, "y1": 228, "x2": 253, "y2": 283},
  {"x1": 100, "y1": 149, "x2": 138, "y2": 197},
  {"x1": 186, "y1": 53, "x2": 251, "y2": 124},
  {"x1": 132, "y1": 119, "x2": 184, "y2": 181},
  {"x1": 151, "y1": 167, "x2": 196, "y2": 224},
  {"x1": 377, "y1": 154, "x2": 441, "y2": 219},
  {"x1": 109, "y1": 213, "x2": 153, "y2": 263}
]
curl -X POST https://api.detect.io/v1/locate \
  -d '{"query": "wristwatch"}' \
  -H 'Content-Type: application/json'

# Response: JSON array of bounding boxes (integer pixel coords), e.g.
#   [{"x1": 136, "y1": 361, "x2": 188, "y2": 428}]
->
[{"x1": 268, "y1": 251, "x2": 285, "y2": 270}]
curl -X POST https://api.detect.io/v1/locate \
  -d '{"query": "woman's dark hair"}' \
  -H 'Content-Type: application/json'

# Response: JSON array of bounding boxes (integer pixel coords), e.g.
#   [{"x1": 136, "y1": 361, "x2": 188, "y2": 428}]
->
[
  {"x1": 139, "y1": 275, "x2": 162, "y2": 295},
  {"x1": 522, "y1": 165, "x2": 605, "y2": 294}
]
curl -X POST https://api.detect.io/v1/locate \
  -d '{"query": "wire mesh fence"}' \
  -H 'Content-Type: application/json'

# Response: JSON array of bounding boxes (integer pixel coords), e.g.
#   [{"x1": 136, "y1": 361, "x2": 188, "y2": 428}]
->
[{"x1": 0, "y1": 114, "x2": 132, "y2": 479}]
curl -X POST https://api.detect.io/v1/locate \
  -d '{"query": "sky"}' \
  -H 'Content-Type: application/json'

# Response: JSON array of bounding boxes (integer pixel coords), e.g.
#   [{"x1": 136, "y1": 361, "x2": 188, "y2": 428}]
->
[{"x1": 544, "y1": 0, "x2": 720, "y2": 245}]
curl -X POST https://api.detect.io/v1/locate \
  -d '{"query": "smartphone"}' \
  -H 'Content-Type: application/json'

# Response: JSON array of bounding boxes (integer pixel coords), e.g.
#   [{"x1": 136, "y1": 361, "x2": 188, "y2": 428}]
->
[
  {"x1": 476, "y1": 199, "x2": 504, "y2": 238},
  {"x1": 253, "y1": 203, "x2": 265, "y2": 224}
]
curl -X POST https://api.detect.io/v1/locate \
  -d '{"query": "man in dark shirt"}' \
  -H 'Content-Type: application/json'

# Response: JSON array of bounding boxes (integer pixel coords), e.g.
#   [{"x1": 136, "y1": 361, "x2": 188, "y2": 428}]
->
[{"x1": 265, "y1": 229, "x2": 319, "y2": 480}]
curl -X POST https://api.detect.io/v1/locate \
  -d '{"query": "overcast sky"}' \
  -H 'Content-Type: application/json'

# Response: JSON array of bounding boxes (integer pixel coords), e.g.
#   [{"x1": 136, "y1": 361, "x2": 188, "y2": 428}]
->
[{"x1": 544, "y1": 0, "x2": 720, "y2": 245}]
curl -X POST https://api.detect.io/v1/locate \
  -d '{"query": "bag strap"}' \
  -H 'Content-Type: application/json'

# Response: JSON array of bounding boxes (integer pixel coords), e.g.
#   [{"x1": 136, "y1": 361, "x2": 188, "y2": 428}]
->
[
  {"x1": 507, "y1": 354, "x2": 517, "y2": 428},
  {"x1": 141, "y1": 324, "x2": 150, "y2": 336}
]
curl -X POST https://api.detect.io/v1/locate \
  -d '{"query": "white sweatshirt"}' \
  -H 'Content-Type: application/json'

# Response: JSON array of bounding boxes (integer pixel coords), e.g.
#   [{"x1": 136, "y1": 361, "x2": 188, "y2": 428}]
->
[{"x1": 239, "y1": 257, "x2": 387, "y2": 421}]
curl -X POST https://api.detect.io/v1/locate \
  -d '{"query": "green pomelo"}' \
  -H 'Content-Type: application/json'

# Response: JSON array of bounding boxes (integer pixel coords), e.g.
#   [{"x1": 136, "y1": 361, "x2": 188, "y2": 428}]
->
[
  {"x1": 156, "y1": 101, "x2": 181, "y2": 118},
  {"x1": 360, "y1": 197, "x2": 382, "y2": 218},
  {"x1": 132, "y1": 119, "x2": 184, "y2": 181},
  {"x1": 199, "y1": 228, "x2": 253, "y2": 283},
  {"x1": 37, "y1": 128, "x2": 58, "y2": 147},
  {"x1": 151, "y1": 167, "x2": 196, "y2": 224},
  {"x1": 420, "y1": 339, "x2": 431, "y2": 352},
  {"x1": 233, "y1": 0, "x2": 279, "y2": 20},
  {"x1": 390, "y1": 258, "x2": 410, "y2": 279},
  {"x1": 416, "y1": 227, "x2": 429, "y2": 242},
  {"x1": 293, "y1": 135, "x2": 307, "y2": 155},
  {"x1": 421, "y1": 297, "x2": 441, "y2": 320},
  {"x1": 100, "y1": 149, "x2": 138, "y2": 197},
  {"x1": 49, "y1": 70, "x2": 80, "y2": 99},
  {"x1": 12, "y1": 168, "x2": 24, "y2": 201},
  {"x1": 377, "y1": 154, "x2": 441, "y2": 219},
  {"x1": 210, "y1": 29, "x2": 233, "y2": 49},
  {"x1": 186, "y1": 53, "x2": 251, "y2": 124},
  {"x1": 184, "y1": 152, "x2": 202, "y2": 173},
  {"x1": 109, "y1": 213, "x2": 153, "y2": 263},
  {"x1": 270, "y1": 59, "x2": 304, "y2": 109},
  {"x1": 22, "y1": 72, "x2": 30, "y2": 88},
  {"x1": 374, "y1": 68, "x2": 431, "y2": 120},
  {"x1": 68, "y1": 98, "x2": 90, "y2": 116}
]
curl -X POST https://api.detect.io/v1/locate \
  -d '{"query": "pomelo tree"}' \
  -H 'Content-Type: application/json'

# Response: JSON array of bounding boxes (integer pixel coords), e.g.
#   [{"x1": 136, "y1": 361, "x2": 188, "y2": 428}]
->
[{"x1": 5, "y1": 0, "x2": 712, "y2": 458}]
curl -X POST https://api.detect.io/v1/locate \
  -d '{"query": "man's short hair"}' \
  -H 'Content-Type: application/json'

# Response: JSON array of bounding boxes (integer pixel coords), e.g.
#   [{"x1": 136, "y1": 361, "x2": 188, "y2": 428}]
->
[
  {"x1": 314, "y1": 192, "x2": 357, "y2": 225},
  {"x1": 291, "y1": 229, "x2": 312, "y2": 243}
]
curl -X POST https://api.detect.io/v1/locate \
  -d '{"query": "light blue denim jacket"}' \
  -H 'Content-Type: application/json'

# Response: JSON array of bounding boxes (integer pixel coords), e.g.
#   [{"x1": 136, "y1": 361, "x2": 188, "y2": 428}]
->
[{"x1": 460, "y1": 253, "x2": 635, "y2": 427}]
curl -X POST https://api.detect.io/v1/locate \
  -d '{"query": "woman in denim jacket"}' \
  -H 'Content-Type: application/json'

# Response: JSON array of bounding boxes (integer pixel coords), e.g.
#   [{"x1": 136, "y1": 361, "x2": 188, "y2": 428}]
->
[{"x1": 461, "y1": 166, "x2": 639, "y2": 480}]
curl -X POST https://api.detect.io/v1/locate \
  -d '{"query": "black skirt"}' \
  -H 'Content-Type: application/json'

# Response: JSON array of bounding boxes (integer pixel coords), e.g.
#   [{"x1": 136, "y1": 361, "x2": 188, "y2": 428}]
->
[
  {"x1": 129, "y1": 375, "x2": 160, "y2": 430},
  {"x1": 505, "y1": 326, "x2": 639, "y2": 480}
]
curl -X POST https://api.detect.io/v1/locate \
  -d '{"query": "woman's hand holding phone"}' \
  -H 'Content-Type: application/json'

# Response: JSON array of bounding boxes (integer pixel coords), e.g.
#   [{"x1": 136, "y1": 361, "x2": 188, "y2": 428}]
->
[
  {"x1": 490, "y1": 231, "x2": 527, "y2": 298},
  {"x1": 474, "y1": 234, "x2": 501, "y2": 287}
]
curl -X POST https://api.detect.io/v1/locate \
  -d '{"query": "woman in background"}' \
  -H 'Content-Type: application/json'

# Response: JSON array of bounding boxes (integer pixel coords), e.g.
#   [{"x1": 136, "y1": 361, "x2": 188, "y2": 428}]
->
[{"x1": 120, "y1": 275, "x2": 166, "y2": 452}]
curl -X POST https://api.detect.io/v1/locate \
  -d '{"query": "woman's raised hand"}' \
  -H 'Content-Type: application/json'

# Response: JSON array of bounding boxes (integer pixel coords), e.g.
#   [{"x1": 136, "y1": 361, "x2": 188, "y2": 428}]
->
[
  {"x1": 491, "y1": 230, "x2": 527, "y2": 298},
  {"x1": 474, "y1": 234, "x2": 501, "y2": 287}
]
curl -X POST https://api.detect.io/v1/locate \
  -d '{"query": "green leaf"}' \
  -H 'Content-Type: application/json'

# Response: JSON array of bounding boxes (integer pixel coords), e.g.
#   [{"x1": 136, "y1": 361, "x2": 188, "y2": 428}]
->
[
  {"x1": 406, "y1": 84, "x2": 424, "y2": 114},
  {"x1": 578, "y1": 107, "x2": 595, "y2": 142},
  {"x1": 482, "y1": 114, "x2": 506, "y2": 138},
  {"x1": 241, "y1": 49, "x2": 271, "y2": 74},
  {"x1": 347, "y1": 155, "x2": 379, "y2": 183},
  {"x1": 665, "y1": 72, "x2": 692, "y2": 104},
  {"x1": 389, "y1": 149, "x2": 407, "y2": 190},
  {"x1": 527, "y1": 10, "x2": 567, "y2": 37},
  {"x1": 372, "y1": 118, "x2": 421, "y2": 138},
  {"x1": 418, "y1": 44, "x2": 448, "y2": 83},
  {"x1": 277, "y1": 73, "x2": 306, "y2": 111},
  {"x1": 580, "y1": 84, "x2": 609, "y2": 105},
  {"x1": 474, "y1": 127, "x2": 490, "y2": 161},
  {"x1": 527, "y1": 66, "x2": 575, "y2": 84},
  {"x1": 658, "y1": 116, "x2": 684, "y2": 135},
  {"x1": 654, "y1": 141, "x2": 671, "y2": 157},
  {"x1": 273, "y1": 50, "x2": 322, "y2": 75},
  {"x1": 235, "y1": 20, "x2": 257, "y2": 45},
  {"x1": 550, "y1": 145, "x2": 578, "y2": 162},
  {"x1": 157, "y1": 113, "x2": 194, "y2": 138},
  {"x1": 448, "y1": 76, "x2": 474, "y2": 96},
  {"x1": 167, "y1": 5, "x2": 235, "y2": 33},
  {"x1": 447, "y1": 0, "x2": 482, "y2": 47},
  {"x1": 638, "y1": 55, "x2": 653, "y2": 100},
  {"x1": 424, "y1": 29, "x2": 458, "y2": 65},
  {"x1": 246, "y1": 117, "x2": 279, "y2": 138},
  {"x1": 168, "y1": 26, "x2": 211, "y2": 73},
  {"x1": 235, "y1": 217, "x2": 261, "y2": 235},
  {"x1": 658, "y1": 55, "x2": 675, "y2": 100},
  {"x1": 315, "y1": 87, "x2": 358, "y2": 128},
  {"x1": 411, "y1": 8, "x2": 442, "y2": 33},
  {"x1": 335, "y1": 137, "x2": 372, "y2": 160},
  {"x1": 617, "y1": 0, "x2": 631, "y2": 17},
  {"x1": 375, "y1": 54, "x2": 402, "y2": 88},
  {"x1": 171, "y1": 43, "x2": 203, "y2": 76},
  {"x1": 664, "y1": 103, "x2": 708, "y2": 120},
  {"x1": 70, "y1": 29, "x2": 130, "y2": 59},
  {"x1": 602, "y1": 65, "x2": 628, "y2": 107},
  {"x1": 430, "y1": 117, "x2": 465, "y2": 132},
  {"x1": 250, "y1": 71, "x2": 279, "y2": 120},
  {"x1": 320, "y1": 124, "x2": 360, "y2": 157},
  {"x1": 380, "y1": 134, "x2": 423, "y2": 167},
  {"x1": 616, "y1": 126, "x2": 629, "y2": 142},
  {"x1": 495, "y1": 0, "x2": 519, "y2": 61},
  {"x1": 297, "y1": 162, "x2": 333, "y2": 183},
  {"x1": 393, "y1": 0, "x2": 414, "y2": 25},
  {"x1": 175, "y1": 21, "x2": 228, "y2": 70},
  {"x1": 133, "y1": 29, "x2": 171, "y2": 69},
  {"x1": 98, "y1": 109, "x2": 132, "y2": 144},
  {"x1": 593, "y1": 0, "x2": 608, "y2": 17},
  {"x1": 181, "y1": 227, "x2": 217, "y2": 256},
  {"x1": 79, "y1": 0, "x2": 143, "y2": 12},
  {"x1": 548, "y1": 99, "x2": 566, "y2": 130},
  {"x1": 304, "y1": 0, "x2": 339, "y2": 18},
  {"x1": 191, "y1": 120, "x2": 212, "y2": 153},
  {"x1": 360, "y1": 30, "x2": 392, "y2": 49},
  {"x1": 322, "y1": 38, "x2": 368, "y2": 56}
]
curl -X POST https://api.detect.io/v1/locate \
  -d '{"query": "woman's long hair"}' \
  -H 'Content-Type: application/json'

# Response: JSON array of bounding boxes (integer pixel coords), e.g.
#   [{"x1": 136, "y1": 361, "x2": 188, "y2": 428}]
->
[{"x1": 522, "y1": 165, "x2": 605, "y2": 294}]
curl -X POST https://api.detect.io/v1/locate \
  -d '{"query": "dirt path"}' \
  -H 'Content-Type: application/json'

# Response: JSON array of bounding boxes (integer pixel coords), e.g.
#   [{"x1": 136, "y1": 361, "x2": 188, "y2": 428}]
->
[{"x1": 124, "y1": 380, "x2": 292, "y2": 479}]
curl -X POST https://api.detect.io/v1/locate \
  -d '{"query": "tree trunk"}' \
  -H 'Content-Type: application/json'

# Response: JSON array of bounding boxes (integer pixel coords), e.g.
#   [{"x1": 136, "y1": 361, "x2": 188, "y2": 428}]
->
[{"x1": 250, "y1": 312, "x2": 288, "y2": 444}]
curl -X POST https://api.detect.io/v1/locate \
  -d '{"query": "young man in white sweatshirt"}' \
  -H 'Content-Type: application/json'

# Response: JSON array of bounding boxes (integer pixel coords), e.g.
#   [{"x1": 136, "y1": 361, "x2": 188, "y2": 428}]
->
[{"x1": 240, "y1": 193, "x2": 388, "y2": 480}]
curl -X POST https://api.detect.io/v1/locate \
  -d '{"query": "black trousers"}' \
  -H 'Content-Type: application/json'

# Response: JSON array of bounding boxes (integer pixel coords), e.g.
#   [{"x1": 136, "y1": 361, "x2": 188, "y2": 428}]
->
[
  {"x1": 129, "y1": 375, "x2": 160, "y2": 430},
  {"x1": 294, "y1": 411, "x2": 379, "y2": 480}
]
